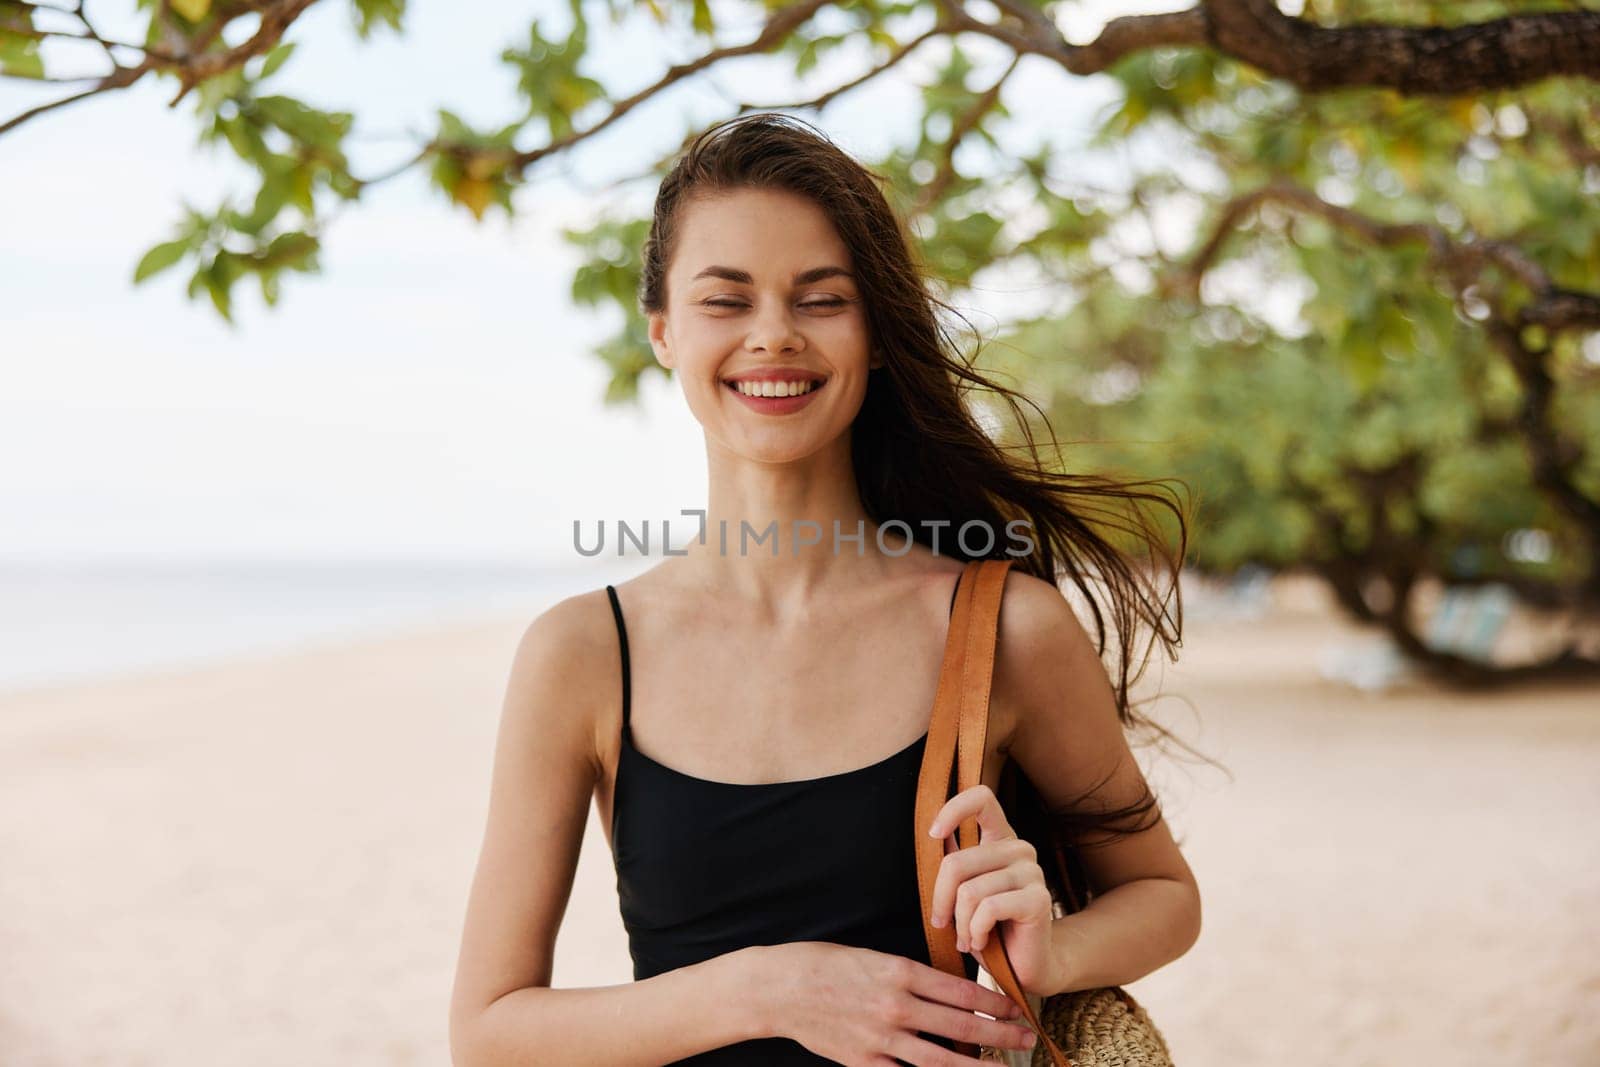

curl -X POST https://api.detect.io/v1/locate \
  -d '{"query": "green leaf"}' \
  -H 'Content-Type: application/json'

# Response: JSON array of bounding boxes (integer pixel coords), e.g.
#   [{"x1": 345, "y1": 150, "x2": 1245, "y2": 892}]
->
[
  {"x1": 259, "y1": 270, "x2": 281, "y2": 307},
  {"x1": 170, "y1": 0, "x2": 211, "y2": 23},
  {"x1": 133, "y1": 239, "x2": 192, "y2": 283},
  {"x1": 233, "y1": 173, "x2": 289, "y2": 234},
  {"x1": 690, "y1": 0, "x2": 714, "y2": 36},
  {"x1": 502, "y1": 20, "x2": 604, "y2": 139},
  {"x1": 262, "y1": 231, "x2": 320, "y2": 269},
  {"x1": 200, "y1": 264, "x2": 234, "y2": 323},
  {"x1": 0, "y1": 28, "x2": 44, "y2": 80},
  {"x1": 351, "y1": 0, "x2": 404, "y2": 37},
  {"x1": 253, "y1": 95, "x2": 353, "y2": 153},
  {"x1": 259, "y1": 41, "x2": 296, "y2": 79}
]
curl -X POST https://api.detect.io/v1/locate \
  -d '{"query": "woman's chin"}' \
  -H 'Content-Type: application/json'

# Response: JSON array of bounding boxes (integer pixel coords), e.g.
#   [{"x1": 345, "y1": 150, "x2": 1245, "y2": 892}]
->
[
  {"x1": 732, "y1": 441, "x2": 823, "y2": 466},
  {"x1": 711, "y1": 427, "x2": 840, "y2": 467}
]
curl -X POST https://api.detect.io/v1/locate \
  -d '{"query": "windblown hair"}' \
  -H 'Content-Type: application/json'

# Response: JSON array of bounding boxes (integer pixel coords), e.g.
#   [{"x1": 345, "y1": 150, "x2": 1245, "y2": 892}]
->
[{"x1": 639, "y1": 112, "x2": 1203, "y2": 913}]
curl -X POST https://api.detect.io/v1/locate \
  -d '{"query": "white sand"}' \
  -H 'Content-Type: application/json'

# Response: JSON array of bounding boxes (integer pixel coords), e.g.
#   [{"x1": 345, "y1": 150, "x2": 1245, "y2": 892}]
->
[{"x1": 1, "y1": 583, "x2": 1596, "y2": 1065}]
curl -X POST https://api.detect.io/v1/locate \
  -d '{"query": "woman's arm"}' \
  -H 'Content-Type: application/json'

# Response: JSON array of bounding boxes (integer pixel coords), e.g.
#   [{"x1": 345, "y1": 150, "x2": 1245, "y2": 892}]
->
[
  {"x1": 1043, "y1": 876, "x2": 1199, "y2": 995},
  {"x1": 458, "y1": 948, "x2": 775, "y2": 1066},
  {"x1": 448, "y1": 594, "x2": 772, "y2": 1065},
  {"x1": 996, "y1": 572, "x2": 1203, "y2": 997}
]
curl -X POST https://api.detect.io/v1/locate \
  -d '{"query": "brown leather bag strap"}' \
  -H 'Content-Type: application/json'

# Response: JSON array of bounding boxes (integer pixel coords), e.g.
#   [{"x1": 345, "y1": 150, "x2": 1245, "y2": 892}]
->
[
  {"x1": 914, "y1": 560, "x2": 982, "y2": 984},
  {"x1": 915, "y1": 558, "x2": 1075, "y2": 1067},
  {"x1": 954, "y1": 560, "x2": 1007, "y2": 832}
]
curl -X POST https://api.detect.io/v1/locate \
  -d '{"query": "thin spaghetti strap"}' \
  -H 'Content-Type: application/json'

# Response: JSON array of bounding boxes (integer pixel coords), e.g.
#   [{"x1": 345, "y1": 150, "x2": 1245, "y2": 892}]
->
[{"x1": 604, "y1": 584, "x2": 632, "y2": 740}]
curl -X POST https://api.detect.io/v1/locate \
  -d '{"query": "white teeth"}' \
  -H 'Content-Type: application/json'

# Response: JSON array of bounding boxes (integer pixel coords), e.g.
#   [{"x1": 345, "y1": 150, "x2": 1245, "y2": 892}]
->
[{"x1": 733, "y1": 379, "x2": 818, "y2": 397}]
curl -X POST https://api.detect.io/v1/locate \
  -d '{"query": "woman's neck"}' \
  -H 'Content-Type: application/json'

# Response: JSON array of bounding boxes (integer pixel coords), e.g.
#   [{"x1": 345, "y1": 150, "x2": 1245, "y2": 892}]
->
[{"x1": 676, "y1": 438, "x2": 903, "y2": 603}]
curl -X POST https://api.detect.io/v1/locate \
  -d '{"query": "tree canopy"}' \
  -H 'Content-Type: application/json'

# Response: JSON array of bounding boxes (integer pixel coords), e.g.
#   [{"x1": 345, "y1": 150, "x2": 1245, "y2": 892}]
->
[{"x1": 4, "y1": 0, "x2": 1597, "y2": 683}]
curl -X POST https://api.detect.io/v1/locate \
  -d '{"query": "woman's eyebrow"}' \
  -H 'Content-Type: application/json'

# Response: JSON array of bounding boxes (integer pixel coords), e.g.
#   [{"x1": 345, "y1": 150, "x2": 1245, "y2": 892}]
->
[{"x1": 690, "y1": 265, "x2": 854, "y2": 285}]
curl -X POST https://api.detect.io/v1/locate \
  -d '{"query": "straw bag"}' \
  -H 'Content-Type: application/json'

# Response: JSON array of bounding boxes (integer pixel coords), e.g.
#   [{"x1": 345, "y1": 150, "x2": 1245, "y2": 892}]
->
[{"x1": 913, "y1": 558, "x2": 1175, "y2": 1067}]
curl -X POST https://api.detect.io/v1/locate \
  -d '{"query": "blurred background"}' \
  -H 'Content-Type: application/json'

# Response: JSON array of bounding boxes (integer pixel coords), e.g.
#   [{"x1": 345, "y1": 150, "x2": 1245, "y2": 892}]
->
[{"x1": 2, "y1": 0, "x2": 1597, "y2": 1064}]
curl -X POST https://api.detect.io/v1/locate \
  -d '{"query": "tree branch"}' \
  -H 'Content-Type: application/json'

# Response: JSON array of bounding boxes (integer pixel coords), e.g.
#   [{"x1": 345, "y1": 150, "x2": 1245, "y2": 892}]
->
[
  {"x1": 1201, "y1": 0, "x2": 1600, "y2": 94},
  {"x1": 508, "y1": 0, "x2": 832, "y2": 173},
  {"x1": 1484, "y1": 317, "x2": 1600, "y2": 553},
  {"x1": 0, "y1": 0, "x2": 318, "y2": 134},
  {"x1": 0, "y1": 59, "x2": 148, "y2": 135},
  {"x1": 1181, "y1": 178, "x2": 1600, "y2": 334},
  {"x1": 0, "y1": 22, "x2": 174, "y2": 59},
  {"x1": 912, "y1": 51, "x2": 1021, "y2": 215},
  {"x1": 166, "y1": 0, "x2": 320, "y2": 106},
  {"x1": 69, "y1": 0, "x2": 125, "y2": 63},
  {"x1": 733, "y1": 23, "x2": 942, "y2": 115},
  {"x1": 933, "y1": 0, "x2": 1599, "y2": 92}
]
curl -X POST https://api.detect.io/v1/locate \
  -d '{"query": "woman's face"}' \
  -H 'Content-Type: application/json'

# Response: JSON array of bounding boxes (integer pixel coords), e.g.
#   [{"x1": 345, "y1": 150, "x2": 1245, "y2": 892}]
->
[{"x1": 647, "y1": 185, "x2": 879, "y2": 464}]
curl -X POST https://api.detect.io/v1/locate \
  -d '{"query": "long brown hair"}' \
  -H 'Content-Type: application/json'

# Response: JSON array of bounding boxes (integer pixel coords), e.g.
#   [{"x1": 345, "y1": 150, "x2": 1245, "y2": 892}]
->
[{"x1": 639, "y1": 112, "x2": 1204, "y2": 912}]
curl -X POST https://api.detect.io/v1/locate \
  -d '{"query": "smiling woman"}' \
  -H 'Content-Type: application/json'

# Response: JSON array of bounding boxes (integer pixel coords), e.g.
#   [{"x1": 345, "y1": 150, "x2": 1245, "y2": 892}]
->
[
  {"x1": 651, "y1": 186, "x2": 881, "y2": 467},
  {"x1": 448, "y1": 113, "x2": 1202, "y2": 1067}
]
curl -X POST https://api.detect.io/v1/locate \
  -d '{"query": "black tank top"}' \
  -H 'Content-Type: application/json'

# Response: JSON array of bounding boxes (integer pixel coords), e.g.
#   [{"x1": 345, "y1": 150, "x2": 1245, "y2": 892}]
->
[{"x1": 603, "y1": 579, "x2": 978, "y2": 1065}]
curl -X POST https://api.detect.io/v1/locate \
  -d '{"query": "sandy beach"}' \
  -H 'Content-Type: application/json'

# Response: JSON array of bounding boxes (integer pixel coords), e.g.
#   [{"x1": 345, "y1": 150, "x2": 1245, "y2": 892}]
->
[{"x1": 2, "y1": 578, "x2": 1596, "y2": 1066}]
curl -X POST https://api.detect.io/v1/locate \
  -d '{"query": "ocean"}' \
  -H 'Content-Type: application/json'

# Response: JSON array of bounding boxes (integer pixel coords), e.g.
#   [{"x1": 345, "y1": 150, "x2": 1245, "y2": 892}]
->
[{"x1": 0, "y1": 556, "x2": 647, "y2": 695}]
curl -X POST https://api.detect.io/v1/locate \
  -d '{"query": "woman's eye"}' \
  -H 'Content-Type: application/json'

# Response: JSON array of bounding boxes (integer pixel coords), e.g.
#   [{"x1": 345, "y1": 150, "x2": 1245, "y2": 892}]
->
[{"x1": 699, "y1": 298, "x2": 850, "y2": 310}]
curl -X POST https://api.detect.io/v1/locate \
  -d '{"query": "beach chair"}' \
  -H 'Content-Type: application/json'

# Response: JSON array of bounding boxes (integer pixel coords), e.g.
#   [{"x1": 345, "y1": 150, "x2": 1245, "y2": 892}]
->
[
  {"x1": 1424, "y1": 583, "x2": 1513, "y2": 663},
  {"x1": 1227, "y1": 563, "x2": 1272, "y2": 619},
  {"x1": 1320, "y1": 581, "x2": 1515, "y2": 691},
  {"x1": 1318, "y1": 635, "x2": 1414, "y2": 692}
]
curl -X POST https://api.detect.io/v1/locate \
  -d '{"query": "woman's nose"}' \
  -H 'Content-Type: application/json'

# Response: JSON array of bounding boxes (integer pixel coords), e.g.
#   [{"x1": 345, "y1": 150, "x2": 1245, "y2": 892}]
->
[{"x1": 746, "y1": 302, "x2": 805, "y2": 356}]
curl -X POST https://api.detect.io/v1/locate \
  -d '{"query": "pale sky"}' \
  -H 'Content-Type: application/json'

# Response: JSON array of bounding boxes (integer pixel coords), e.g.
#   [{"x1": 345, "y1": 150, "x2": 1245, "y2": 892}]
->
[{"x1": 0, "y1": 0, "x2": 1182, "y2": 566}]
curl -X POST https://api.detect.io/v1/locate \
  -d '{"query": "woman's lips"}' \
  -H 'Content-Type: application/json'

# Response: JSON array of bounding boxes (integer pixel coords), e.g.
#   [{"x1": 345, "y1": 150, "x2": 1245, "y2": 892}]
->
[{"x1": 722, "y1": 378, "x2": 827, "y2": 414}]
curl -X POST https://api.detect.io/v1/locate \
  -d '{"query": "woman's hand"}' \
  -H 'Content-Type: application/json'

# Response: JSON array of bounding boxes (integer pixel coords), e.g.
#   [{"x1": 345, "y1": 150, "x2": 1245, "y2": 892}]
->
[
  {"x1": 928, "y1": 784, "x2": 1058, "y2": 996},
  {"x1": 763, "y1": 941, "x2": 1038, "y2": 1065}
]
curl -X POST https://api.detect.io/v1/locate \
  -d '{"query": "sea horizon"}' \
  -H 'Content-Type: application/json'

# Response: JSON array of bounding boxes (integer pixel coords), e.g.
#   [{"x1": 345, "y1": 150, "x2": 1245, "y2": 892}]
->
[{"x1": 0, "y1": 554, "x2": 649, "y2": 696}]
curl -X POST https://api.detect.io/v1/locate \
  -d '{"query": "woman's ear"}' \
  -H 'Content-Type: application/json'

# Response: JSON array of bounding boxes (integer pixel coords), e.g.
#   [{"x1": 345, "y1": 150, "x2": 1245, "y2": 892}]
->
[{"x1": 647, "y1": 311, "x2": 674, "y2": 371}]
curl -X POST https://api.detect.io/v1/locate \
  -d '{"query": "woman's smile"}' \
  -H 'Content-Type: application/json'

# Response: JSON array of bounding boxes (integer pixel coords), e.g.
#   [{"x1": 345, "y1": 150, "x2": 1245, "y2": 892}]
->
[{"x1": 721, "y1": 372, "x2": 830, "y2": 414}]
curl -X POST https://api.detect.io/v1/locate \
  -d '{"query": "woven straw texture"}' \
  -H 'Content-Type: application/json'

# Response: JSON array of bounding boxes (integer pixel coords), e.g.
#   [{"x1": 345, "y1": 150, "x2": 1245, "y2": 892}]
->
[{"x1": 978, "y1": 986, "x2": 1174, "y2": 1067}]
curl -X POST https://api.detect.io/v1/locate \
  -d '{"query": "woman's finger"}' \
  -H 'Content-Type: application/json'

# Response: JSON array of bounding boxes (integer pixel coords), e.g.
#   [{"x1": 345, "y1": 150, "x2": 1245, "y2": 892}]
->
[
  {"x1": 969, "y1": 884, "x2": 1053, "y2": 953},
  {"x1": 902, "y1": 960, "x2": 1021, "y2": 1022},
  {"x1": 927, "y1": 783, "x2": 1015, "y2": 843},
  {"x1": 891, "y1": 999, "x2": 1038, "y2": 1059},
  {"x1": 950, "y1": 867, "x2": 1025, "y2": 953},
  {"x1": 930, "y1": 836, "x2": 1036, "y2": 931}
]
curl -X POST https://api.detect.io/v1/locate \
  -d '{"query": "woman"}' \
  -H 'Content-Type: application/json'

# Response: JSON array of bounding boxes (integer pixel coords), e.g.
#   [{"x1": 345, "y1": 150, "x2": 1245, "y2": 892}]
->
[{"x1": 449, "y1": 113, "x2": 1202, "y2": 1066}]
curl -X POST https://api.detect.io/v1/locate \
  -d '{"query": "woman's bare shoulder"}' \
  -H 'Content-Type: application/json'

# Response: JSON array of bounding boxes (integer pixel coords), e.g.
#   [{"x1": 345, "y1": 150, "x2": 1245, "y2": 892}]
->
[
  {"x1": 502, "y1": 582, "x2": 633, "y2": 776},
  {"x1": 515, "y1": 584, "x2": 624, "y2": 675}
]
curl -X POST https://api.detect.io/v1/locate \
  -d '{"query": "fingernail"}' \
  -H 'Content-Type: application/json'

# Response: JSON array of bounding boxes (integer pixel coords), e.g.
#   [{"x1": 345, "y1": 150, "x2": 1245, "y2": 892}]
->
[
  {"x1": 931, "y1": 914, "x2": 944, "y2": 928},
  {"x1": 928, "y1": 824, "x2": 940, "y2": 837},
  {"x1": 1024, "y1": 1032, "x2": 1037, "y2": 1047}
]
